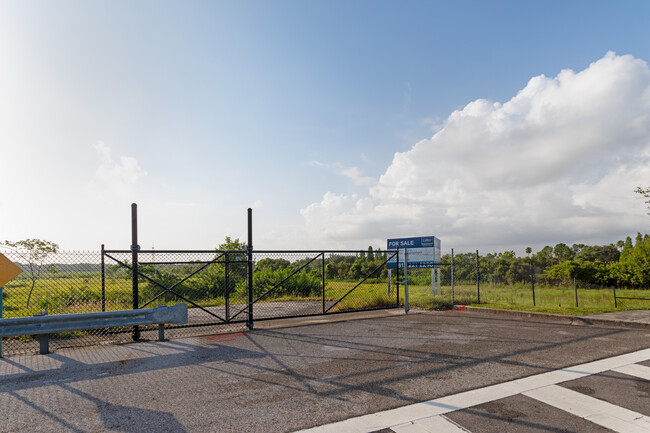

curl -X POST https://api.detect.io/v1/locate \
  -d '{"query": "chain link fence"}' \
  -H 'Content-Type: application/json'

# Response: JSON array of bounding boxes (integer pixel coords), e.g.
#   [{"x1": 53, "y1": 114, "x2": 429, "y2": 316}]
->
[
  {"x1": 1, "y1": 248, "x2": 399, "y2": 356},
  {"x1": 250, "y1": 250, "x2": 398, "y2": 320},
  {"x1": 404, "y1": 252, "x2": 480, "y2": 310},
  {"x1": 0, "y1": 250, "x2": 136, "y2": 355},
  {"x1": 4, "y1": 246, "x2": 640, "y2": 356}
]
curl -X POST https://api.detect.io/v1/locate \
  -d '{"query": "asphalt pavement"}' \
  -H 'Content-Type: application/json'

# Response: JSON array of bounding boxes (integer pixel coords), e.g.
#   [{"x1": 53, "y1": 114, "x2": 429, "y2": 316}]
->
[{"x1": 1, "y1": 308, "x2": 648, "y2": 432}]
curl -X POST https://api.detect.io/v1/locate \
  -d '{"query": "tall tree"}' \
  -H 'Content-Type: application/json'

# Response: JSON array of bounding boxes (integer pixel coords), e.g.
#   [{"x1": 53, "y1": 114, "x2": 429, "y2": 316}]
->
[
  {"x1": 553, "y1": 243, "x2": 574, "y2": 264},
  {"x1": 620, "y1": 236, "x2": 634, "y2": 263}
]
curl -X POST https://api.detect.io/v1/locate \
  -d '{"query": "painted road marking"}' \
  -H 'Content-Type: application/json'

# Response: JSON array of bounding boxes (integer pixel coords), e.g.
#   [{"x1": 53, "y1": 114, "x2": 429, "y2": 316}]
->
[
  {"x1": 392, "y1": 415, "x2": 471, "y2": 433},
  {"x1": 612, "y1": 363, "x2": 650, "y2": 381},
  {"x1": 523, "y1": 385, "x2": 650, "y2": 433},
  {"x1": 294, "y1": 347, "x2": 650, "y2": 433}
]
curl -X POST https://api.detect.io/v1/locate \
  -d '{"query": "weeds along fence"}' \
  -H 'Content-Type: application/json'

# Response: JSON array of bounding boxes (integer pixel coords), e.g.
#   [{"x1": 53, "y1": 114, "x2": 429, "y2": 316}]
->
[
  {"x1": 403, "y1": 251, "x2": 650, "y2": 312},
  {"x1": 0, "y1": 249, "x2": 400, "y2": 355}
]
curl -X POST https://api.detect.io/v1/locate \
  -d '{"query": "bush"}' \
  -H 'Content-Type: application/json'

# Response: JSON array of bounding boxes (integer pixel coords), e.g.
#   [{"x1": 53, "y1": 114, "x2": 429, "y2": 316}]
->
[
  {"x1": 140, "y1": 268, "x2": 225, "y2": 304},
  {"x1": 254, "y1": 268, "x2": 321, "y2": 298}
]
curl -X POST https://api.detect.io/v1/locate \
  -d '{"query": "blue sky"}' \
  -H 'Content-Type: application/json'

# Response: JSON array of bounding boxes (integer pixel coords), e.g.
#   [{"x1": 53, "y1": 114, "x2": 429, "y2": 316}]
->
[{"x1": 1, "y1": 1, "x2": 649, "y2": 253}]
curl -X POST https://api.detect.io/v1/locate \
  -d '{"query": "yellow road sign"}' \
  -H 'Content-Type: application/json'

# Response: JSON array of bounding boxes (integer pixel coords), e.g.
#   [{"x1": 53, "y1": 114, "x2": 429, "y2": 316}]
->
[{"x1": 0, "y1": 253, "x2": 22, "y2": 287}]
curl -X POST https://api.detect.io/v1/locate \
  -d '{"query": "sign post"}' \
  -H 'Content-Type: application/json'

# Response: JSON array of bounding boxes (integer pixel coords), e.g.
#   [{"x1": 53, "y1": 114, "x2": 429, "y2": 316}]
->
[
  {"x1": 404, "y1": 249, "x2": 409, "y2": 314},
  {"x1": 0, "y1": 253, "x2": 23, "y2": 357}
]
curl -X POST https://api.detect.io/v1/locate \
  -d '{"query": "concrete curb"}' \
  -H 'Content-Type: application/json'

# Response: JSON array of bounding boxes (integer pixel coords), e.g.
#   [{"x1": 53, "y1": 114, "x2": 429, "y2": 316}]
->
[{"x1": 448, "y1": 305, "x2": 650, "y2": 330}]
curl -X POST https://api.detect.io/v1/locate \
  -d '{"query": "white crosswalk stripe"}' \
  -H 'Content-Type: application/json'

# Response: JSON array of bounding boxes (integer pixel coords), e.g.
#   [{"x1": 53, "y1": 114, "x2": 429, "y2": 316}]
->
[
  {"x1": 294, "y1": 348, "x2": 650, "y2": 433},
  {"x1": 524, "y1": 384, "x2": 650, "y2": 433},
  {"x1": 612, "y1": 363, "x2": 650, "y2": 381},
  {"x1": 392, "y1": 415, "x2": 471, "y2": 433}
]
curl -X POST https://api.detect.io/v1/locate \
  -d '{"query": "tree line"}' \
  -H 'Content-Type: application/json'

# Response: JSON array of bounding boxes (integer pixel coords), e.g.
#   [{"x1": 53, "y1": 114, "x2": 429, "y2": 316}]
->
[{"x1": 446, "y1": 233, "x2": 649, "y2": 289}]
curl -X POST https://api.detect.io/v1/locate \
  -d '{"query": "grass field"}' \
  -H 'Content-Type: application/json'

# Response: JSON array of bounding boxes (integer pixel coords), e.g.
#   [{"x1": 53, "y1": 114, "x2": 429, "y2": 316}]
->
[
  {"x1": 405, "y1": 282, "x2": 650, "y2": 315},
  {"x1": 2, "y1": 275, "x2": 648, "y2": 319}
]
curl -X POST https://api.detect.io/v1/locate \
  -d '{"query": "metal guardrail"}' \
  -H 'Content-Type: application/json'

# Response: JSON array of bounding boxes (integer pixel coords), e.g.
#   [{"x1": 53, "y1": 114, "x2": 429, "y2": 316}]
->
[{"x1": 0, "y1": 304, "x2": 188, "y2": 357}]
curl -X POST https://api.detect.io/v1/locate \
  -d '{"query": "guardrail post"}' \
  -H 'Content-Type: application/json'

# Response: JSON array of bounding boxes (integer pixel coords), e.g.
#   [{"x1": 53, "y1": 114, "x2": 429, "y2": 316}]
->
[
  {"x1": 35, "y1": 310, "x2": 49, "y2": 354},
  {"x1": 247, "y1": 208, "x2": 254, "y2": 330},
  {"x1": 131, "y1": 203, "x2": 141, "y2": 341}
]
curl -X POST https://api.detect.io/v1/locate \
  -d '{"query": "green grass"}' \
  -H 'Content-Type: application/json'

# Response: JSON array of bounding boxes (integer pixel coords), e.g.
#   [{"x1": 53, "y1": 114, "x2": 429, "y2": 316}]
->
[
  {"x1": 2, "y1": 274, "x2": 648, "y2": 319},
  {"x1": 406, "y1": 282, "x2": 650, "y2": 315}
]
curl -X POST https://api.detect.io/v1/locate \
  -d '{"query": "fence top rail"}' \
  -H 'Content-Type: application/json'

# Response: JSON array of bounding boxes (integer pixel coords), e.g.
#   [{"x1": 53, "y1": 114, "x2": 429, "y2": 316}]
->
[
  {"x1": 103, "y1": 249, "x2": 246, "y2": 254},
  {"x1": 103, "y1": 249, "x2": 398, "y2": 254},
  {"x1": 252, "y1": 250, "x2": 399, "y2": 254}
]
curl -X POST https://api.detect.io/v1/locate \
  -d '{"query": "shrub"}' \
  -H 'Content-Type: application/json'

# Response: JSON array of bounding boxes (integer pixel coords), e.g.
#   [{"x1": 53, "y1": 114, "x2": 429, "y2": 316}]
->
[{"x1": 254, "y1": 268, "x2": 321, "y2": 298}]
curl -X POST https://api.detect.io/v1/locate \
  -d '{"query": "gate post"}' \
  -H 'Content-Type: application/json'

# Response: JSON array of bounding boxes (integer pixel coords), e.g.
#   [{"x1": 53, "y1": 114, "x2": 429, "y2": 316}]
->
[
  {"x1": 476, "y1": 250, "x2": 480, "y2": 304},
  {"x1": 225, "y1": 254, "x2": 230, "y2": 321},
  {"x1": 247, "y1": 208, "x2": 254, "y2": 330},
  {"x1": 451, "y1": 248, "x2": 455, "y2": 307},
  {"x1": 131, "y1": 203, "x2": 141, "y2": 341},
  {"x1": 101, "y1": 244, "x2": 106, "y2": 312}
]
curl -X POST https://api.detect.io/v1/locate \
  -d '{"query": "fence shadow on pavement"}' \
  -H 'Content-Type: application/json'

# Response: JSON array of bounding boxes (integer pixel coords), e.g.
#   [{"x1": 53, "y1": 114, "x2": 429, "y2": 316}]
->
[{"x1": 0, "y1": 312, "x2": 641, "y2": 433}]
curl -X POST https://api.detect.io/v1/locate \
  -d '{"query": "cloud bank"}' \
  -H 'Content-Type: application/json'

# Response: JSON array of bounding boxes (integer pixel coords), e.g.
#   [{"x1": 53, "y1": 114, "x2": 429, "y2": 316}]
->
[{"x1": 301, "y1": 52, "x2": 650, "y2": 251}]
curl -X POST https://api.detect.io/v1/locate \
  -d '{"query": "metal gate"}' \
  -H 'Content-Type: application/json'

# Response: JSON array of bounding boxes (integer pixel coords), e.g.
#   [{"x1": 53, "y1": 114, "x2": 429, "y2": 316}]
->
[
  {"x1": 101, "y1": 248, "x2": 400, "y2": 337},
  {"x1": 102, "y1": 249, "x2": 251, "y2": 339},
  {"x1": 249, "y1": 250, "x2": 400, "y2": 323}
]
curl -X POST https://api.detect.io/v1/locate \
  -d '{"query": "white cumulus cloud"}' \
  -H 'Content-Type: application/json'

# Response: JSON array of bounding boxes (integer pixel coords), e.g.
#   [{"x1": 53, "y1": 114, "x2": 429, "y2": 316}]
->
[
  {"x1": 300, "y1": 52, "x2": 650, "y2": 252},
  {"x1": 90, "y1": 141, "x2": 147, "y2": 197}
]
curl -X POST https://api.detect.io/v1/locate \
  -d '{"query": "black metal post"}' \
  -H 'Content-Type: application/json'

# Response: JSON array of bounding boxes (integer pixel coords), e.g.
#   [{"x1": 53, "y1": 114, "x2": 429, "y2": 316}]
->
[
  {"x1": 322, "y1": 253, "x2": 326, "y2": 314},
  {"x1": 451, "y1": 248, "x2": 455, "y2": 307},
  {"x1": 101, "y1": 244, "x2": 106, "y2": 312},
  {"x1": 395, "y1": 250, "x2": 400, "y2": 307},
  {"x1": 131, "y1": 203, "x2": 141, "y2": 341},
  {"x1": 613, "y1": 286, "x2": 618, "y2": 308},
  {"x1": 225, "y1": 254, "x2": 230, "y2": 321},
  {"x1": 530, "y1": 258, "x2": 536, "y2": 307},
  {"x1": 247, "y1": 208, "x2": 254, "y2": 330},
  {"x1": 476, "y1": 250, "x2": 480, "y2": 304}
]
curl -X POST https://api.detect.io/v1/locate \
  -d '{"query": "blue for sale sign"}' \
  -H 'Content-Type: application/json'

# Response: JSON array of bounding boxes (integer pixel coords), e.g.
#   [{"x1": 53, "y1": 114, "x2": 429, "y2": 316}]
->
[{"x1": 387, "y1": 236, "x2": 441, "y2": 269}]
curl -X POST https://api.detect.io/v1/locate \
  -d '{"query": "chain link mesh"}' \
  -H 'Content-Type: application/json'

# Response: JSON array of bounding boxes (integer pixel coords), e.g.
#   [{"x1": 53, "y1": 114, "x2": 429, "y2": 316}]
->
[
  {"x1": 1, "y1": 249, "x2": 400, "y2": 355},
  {"x1": 1, "y1": 250, "x2": 133, "y2": 355}
]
